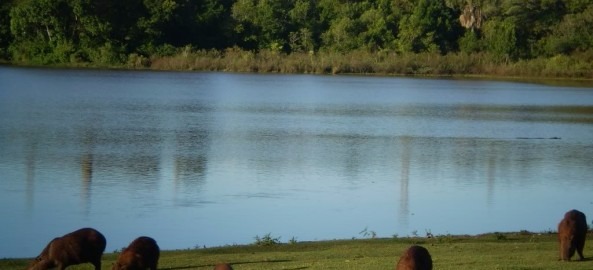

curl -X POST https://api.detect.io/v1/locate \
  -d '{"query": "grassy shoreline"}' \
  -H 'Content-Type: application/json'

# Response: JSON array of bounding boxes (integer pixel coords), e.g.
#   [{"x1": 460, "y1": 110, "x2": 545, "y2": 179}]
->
[
  {"x1": 2, "y1": 232, "x2": 592, "y2": 269},
  {"x1": 143, "y1": 49, "x2": 593, "y2": 82},
  {"x1": 4, "y1": 49, "x2": 593, "y2": 85}
]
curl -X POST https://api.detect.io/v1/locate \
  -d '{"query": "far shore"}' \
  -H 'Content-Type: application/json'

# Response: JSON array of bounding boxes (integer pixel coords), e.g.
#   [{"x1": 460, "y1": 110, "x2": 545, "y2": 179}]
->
[{"x1": 3, "y1": 49, "x2": 593, "y2": 87}]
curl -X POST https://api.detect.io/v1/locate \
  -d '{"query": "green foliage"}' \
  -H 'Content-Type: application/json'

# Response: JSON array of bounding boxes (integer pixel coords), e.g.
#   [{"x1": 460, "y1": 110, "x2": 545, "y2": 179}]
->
[
  {"x1": 254, "y1": 233, "x2": 281, "y2": 246},
  {"x1": 232, "y1": 0, "x2": 292, "y2": 50},
  {"x1": 288, "y1": 236, "x2": 298, "y2": 244},
  {"x1": 483, "y1": 18, "x2": 518, "y2": 61},
  {"x1": 459, "y1": 30, "x2": 481, "y2": 53},
  {"x1": 544, "y1": 5, "x2": 593, "y2": 55},
  {"x1": 0, "y1": 1, "x2": 12, "y2": 59},
  {"x1": 8, "y1": 0, "x2": 114, "y2": 65},
  {"x1": 1, "y1": 0, "x2": 593, "y2": 74},
  {"x1": 397, "y1": 0, "x2": 461, "y2": 53},
  {"x1": 494, "y1": 232, "x2": 507, "y2": 240}
]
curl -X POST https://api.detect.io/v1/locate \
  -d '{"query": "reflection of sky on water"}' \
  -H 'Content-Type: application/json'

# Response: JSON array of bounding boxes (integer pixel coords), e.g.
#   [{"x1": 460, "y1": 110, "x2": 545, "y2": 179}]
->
[{"x1": 0, "y1": 67, "x2": 592, "y2": 258}]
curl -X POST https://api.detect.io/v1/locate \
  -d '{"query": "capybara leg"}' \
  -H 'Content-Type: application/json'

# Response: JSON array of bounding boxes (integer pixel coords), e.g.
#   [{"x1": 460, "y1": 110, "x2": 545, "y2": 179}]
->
[
  {"x1": 576, "y1": 247, "x2": 584, "y2": 260},
  {"x1": 92, "y1": 260, "x2": 101, "y2": 270}
]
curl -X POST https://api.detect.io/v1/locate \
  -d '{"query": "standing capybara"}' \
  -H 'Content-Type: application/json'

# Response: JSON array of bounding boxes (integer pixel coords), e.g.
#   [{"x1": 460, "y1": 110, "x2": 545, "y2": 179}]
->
[
  {"x1": 395, "y1": 245, "x2": 432, "y2": 270},
  {"x1": 113, "y1": 236, "x2": 160, "y2": 270},
  {"x1": 213, "y1": 263, "x2": 234, "y2": 270},
  {"x1": 28, "y1": 227, "x2": 106, "y2": 270},
  {"x1": 558, "y1": 209, "x2": 587, "y2": 261}
]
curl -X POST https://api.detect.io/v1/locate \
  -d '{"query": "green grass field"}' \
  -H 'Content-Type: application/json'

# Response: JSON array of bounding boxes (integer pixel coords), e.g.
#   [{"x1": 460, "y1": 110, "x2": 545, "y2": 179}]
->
[{"x1": 2, "y1": 232, "x2": 592, "y2": 270}]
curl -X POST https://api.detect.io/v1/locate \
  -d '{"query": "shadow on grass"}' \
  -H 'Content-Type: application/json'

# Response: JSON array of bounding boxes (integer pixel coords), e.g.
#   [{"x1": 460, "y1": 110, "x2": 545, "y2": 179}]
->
[{"x1": 164, "y1": 259, "x2": 294, "y2": 270}]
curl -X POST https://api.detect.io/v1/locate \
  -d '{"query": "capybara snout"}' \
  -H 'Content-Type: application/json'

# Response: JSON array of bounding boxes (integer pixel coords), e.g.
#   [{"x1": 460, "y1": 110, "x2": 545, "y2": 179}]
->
[
  {"x1": 113, "y1": 236, "x2": 160, "y2": 270},
  {"x1": 558, "y1": 209, "x2": 587, "y2": 261},
  {"x1": 395, "y1": 245, "x2": 432, "y2": 270},
  {"x1": 28, "y1": 228, "x2": 106, "y2": 270}
]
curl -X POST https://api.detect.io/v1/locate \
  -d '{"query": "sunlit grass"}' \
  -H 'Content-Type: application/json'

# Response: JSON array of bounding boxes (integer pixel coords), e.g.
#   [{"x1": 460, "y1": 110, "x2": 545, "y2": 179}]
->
[
  {"x1": 144, "y1": 49, "x2": 593, "y2": 81},
  {"x1": 2, "y1": 232, "x2": 592, "y2": 269}
]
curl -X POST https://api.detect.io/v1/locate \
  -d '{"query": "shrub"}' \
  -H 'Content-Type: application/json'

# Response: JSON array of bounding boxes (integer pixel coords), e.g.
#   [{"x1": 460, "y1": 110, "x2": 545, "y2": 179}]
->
[{"x1": 254, "y1": 233, "x2": 281, "y2": 246}]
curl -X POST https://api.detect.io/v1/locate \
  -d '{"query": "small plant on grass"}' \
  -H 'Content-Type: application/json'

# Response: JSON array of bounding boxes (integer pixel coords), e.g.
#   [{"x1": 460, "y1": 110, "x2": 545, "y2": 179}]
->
[
  {"x1": 494, "y1": 232, "x2": 507, "y2": 241},
  {"x1": 436, "y1": 233, "x2": 454, "y2": 244},
  {"x1": 289, "y1": 236, "x2": 298, "y2": 245},
  {"x1": 254, "y1": 233, "x2": 281, "y2": 246}
]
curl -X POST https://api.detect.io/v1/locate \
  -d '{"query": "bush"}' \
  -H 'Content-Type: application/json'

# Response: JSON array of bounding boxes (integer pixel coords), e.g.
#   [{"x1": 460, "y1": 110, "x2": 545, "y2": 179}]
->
[{"x1": 254, "y1": 233, "x2": 281, "y2": 246}]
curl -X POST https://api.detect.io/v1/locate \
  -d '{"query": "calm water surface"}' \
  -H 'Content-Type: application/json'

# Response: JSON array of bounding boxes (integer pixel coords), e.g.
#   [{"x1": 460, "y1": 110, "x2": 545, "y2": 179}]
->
[{"x1": 1, "y1": 67, "x2": 592, "y2": 258}]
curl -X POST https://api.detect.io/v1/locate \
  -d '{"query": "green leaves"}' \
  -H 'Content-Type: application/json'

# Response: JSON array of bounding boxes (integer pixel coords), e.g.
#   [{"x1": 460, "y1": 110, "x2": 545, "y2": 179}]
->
[
  {"x1": 2, "y1": 0, "x2": 593, "y2": 65},
  {"x1": 397, "y1": 0, "x2": 460, "y2": 54}
]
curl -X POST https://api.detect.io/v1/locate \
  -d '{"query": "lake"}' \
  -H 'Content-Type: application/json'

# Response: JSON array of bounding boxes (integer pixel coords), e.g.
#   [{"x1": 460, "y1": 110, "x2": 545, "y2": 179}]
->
[{"x1": 1, "y1": 66, "x2": 592, "y2": 258}]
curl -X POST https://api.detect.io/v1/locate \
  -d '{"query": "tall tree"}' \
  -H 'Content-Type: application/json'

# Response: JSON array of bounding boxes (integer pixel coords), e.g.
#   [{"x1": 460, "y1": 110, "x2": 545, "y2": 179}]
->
[
  {"x1": 543, "y1": 4, "x2": 593, "y2": 55},
  {"x1": 319, "y1": 1, "x2": 397, "y2": 52},
  {"x1": 9, "y1": 0, "x2": 116, "y2": 64},
  {"x1": 232, "y1": 0, "x2": 292, "y2": 51},
  {"x1": 287, "y1": 0, "x2": 319, "y2": 52},
  {"x1": 358, "y1": 3, "x2": 397, "y2": 51},
  {"x1": 503, "y1": 0, "x2": 567, "y2": 57},
  {"x1": 192, "y1": 0, "x2": 235, "y2": 49},
  {"x1": 9, "y1": 0, "x2": 74, "y2": 63},
  {"x1": 397, "y1": 0, "x2": 461, "y2": 53},
  {"x1": 483, "y1": 18, "x2": 518, "y2": 61},
  {"x1": 0, "y1": 0, "x2": 12, "y2": 59}
]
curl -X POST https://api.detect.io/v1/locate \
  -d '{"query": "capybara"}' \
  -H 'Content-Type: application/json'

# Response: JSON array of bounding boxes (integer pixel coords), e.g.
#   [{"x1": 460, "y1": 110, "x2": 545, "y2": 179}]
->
[
  {"x1": 558, "y1": 209, "x2": 587, "y2": 261},
  {"x1": 213, "y1": 263, "x2": 234, "y2": 270},
  {"x1": 395, "y1": 245, "x2": 432, "y2": 270},
  {"x1": 113, "y1": 236, "x2": 160, "y2": 270},
  {"x1": 28, "y1": 227, "x2": 106, "y2": 270}
]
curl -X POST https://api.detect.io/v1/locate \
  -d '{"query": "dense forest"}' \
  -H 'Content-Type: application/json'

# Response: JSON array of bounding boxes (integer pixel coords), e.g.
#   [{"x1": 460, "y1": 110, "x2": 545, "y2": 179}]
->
[{"x1": 1, "y1": 0, "x2": 592, "y2": 77}]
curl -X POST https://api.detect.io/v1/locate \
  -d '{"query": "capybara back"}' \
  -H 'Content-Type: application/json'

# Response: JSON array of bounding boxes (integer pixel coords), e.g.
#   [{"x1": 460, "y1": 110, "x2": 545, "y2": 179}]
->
[
  {"x1": 113, "y1": 236, "x2": 160, "y2": 270},
  {"x1": 396, "y1": 245, "x2": 432, "y2": 270},
  {"x1": 213, "y1": 263, "x2": 233, "y2": 270},
  {"x1": 558, "y1": 209, "x2": 587, "y2": 261},
  {"x1": 28, "y1": 227, "x2": 106, "y2": 270}
]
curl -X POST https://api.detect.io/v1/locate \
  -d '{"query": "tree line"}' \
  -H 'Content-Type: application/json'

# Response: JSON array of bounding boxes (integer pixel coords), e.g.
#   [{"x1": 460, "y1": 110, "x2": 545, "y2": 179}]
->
[{"x1": 1, "y1": 0, "x2": 592, "y2": 75}]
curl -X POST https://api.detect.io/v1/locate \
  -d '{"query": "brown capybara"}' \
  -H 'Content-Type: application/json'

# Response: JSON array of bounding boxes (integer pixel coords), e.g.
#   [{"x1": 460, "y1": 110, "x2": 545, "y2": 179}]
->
[
  {"x1": 558, "y1": 209, "x2": 587, "y2": 261},
  {"x1": 395, "y1": 245, "x2": 432, "y2": 270},
  {"x1": 113, "y1": 236, "x2": 160, "y2": 270},
  {"x1": 28, "y1": 227, "x2": 106, "y2": 270},
  {"x1": 213, "y1": 263, "x2": 234, "y2": 270}
]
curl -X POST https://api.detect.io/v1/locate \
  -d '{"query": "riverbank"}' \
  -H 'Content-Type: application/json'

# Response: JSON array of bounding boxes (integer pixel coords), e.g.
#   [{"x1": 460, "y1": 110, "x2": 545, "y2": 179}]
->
[
  {"x1": 2, "y1": 232, "x2": 592, "y2": 269},
  {"x1": 5, "y1": 49, "x2": 593, "y2": 83},
  {"x1": 146, "y1": 49, "x2": 593, "y2": 80}
]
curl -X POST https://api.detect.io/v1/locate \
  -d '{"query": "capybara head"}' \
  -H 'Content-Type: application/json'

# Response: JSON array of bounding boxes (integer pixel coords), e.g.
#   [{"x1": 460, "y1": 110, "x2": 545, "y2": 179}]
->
[
  {"x1": 558, "y1": 209, "x2": 587, "y2": 261},
  {"x1": 28, "y1": 228, "x2": 106, "y2": 270},
  {"x1": 395, "y1": 245, "x2": 432, "y2": 270},
  {"x1": 213, "y1": 263, "x2": 234, "y2": 270},
  {"x1": 113, "y1": 236, "x2": 160, "y2": 270}
]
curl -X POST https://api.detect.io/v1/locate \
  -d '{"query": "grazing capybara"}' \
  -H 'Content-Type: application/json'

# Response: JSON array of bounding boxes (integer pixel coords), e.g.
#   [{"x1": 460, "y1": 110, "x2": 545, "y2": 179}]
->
[
  {"x1": 395, "y1": 245, "x2": 432, "y2": 270},
  {"x1": 213, "y1": 263, "x2": 234, "y2": 270},
  {"x1": 28, "y1": 227, "x2": 106, "y2": 270},
  {"x1": 558, "y1": 209, "x2": 587, "y2": 261},
  {"x1": 113, "y1": 236, "x2": 160, "y2": 270}
]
